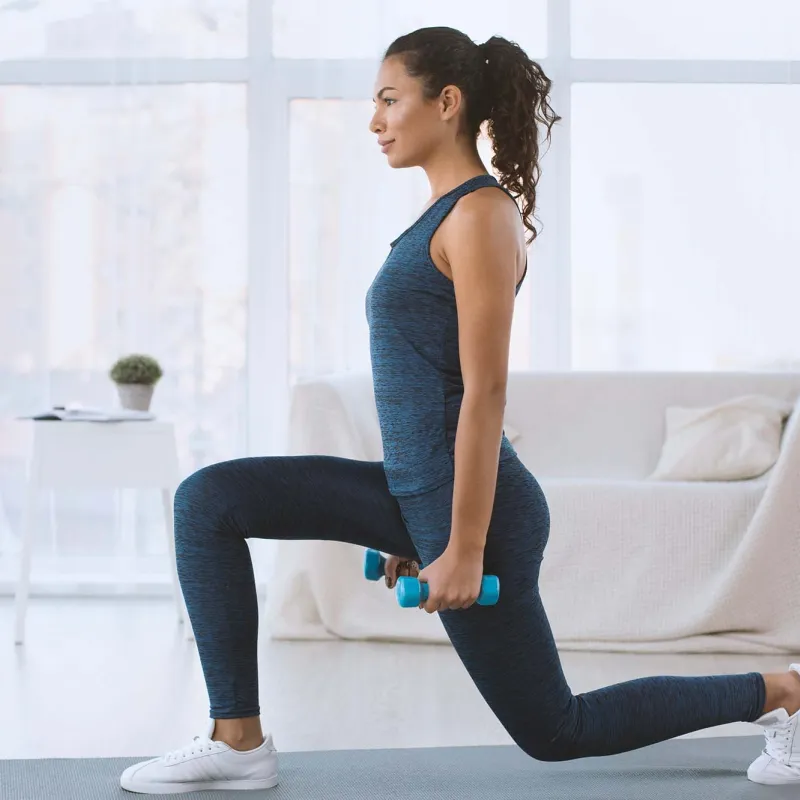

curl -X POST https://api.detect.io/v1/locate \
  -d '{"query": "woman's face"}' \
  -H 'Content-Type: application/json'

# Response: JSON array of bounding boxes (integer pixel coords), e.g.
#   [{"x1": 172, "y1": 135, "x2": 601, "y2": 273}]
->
[{"x1": 369, "y1": 55, "x2": 455, "y2": 169}]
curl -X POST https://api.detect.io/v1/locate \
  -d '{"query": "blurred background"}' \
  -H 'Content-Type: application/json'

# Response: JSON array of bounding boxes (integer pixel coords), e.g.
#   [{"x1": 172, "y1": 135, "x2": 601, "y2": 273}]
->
[{"x1": 0, "y1": 0, "x2": 797, "y2": 600}]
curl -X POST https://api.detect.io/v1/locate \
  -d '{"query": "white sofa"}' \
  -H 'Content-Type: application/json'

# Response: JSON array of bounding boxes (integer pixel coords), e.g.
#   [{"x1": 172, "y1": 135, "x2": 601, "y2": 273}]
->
[{"x1": 264, "y1": 371, "x2": 800, "y2": 654}]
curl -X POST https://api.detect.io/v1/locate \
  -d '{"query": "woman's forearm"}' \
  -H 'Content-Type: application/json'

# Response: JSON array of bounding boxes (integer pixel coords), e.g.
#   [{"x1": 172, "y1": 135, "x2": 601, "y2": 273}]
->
[{"x1": 448, "y1": 389, "x2": 506, "y2": 557}]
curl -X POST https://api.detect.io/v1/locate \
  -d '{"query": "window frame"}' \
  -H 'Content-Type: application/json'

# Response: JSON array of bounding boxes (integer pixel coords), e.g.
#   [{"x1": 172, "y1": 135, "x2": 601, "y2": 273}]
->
[{"x1": 0, "y1": 0, "x2": 796, "y2": 455}]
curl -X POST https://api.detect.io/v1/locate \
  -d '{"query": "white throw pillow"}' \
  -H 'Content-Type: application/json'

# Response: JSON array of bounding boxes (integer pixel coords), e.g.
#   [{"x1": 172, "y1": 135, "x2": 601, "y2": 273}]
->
[{"x1": 649, "y1": 394, "x2": 794, "y2": 481}]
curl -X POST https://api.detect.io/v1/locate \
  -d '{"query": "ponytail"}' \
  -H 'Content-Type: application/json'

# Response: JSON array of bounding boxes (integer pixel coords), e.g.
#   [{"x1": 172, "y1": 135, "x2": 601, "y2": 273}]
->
[{"x1": 479, "y1": 36, "x2": 560, "y2": 244}]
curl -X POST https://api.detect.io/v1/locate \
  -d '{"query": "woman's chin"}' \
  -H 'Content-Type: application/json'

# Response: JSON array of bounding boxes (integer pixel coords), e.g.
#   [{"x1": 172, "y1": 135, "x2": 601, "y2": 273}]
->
[{"x1": 386, "y1": 152, "x2": 412, "y2": 169}]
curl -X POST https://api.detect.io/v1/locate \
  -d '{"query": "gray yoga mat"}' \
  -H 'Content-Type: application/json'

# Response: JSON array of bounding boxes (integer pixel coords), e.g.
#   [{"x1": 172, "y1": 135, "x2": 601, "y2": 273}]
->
[{"x1": 0, "y1": 735, "x2": 792, "y2": 799}]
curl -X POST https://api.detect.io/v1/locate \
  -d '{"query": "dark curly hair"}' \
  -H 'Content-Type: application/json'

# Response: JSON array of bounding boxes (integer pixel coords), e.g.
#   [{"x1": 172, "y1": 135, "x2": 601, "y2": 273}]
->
[{"x1": 385, "y1": 27, "x2": 560, "y2": 244}]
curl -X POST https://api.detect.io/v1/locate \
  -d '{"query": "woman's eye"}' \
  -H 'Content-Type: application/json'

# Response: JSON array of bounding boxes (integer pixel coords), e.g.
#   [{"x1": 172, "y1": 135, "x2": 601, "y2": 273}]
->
[{"x1": 384, "y1": 98, "x2": 396, "y2": 106}]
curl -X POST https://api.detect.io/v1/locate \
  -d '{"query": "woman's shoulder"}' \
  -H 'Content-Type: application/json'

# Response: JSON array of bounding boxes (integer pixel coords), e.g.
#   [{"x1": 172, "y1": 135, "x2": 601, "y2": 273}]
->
[{"x1": 445, "y1": 184, "x2": 523, "y2": 239}]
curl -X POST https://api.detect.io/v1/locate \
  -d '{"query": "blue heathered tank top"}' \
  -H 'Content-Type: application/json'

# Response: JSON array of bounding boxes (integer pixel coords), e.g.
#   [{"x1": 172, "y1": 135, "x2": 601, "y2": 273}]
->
[{"x1": 365, "y1": 174, "x2": 528, "y2": 497}]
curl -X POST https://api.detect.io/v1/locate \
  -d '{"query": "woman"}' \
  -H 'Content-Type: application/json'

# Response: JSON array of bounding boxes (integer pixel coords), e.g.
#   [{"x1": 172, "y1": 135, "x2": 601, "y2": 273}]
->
[{"x1": 121, "y1": 27, "x2": 800, "y2": 794}]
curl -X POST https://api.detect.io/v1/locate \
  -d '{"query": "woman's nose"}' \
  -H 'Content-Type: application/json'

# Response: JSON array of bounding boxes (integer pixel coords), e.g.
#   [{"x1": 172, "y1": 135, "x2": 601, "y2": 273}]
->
[{"x1": 369, "y1": 112, "x2": 384, "y2": 134}]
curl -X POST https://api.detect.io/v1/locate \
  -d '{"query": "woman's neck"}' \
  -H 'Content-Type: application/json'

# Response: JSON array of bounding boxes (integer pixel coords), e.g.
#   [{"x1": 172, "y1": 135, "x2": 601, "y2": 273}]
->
[{"x1": 422, "y1": 143, "x2": 488, "y2": 201}]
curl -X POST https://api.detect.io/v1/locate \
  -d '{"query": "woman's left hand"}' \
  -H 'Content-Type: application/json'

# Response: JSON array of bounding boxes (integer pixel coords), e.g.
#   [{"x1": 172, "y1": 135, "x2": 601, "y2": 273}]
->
[{"x1": 416, "y1": 546, "x2": 485, "y2": 614}]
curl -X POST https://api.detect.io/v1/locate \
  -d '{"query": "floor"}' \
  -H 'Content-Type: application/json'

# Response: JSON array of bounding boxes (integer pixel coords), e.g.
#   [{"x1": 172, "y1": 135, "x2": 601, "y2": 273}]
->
[{"x1": 0, "y1": 596, "x2": 790, "y2": 761}]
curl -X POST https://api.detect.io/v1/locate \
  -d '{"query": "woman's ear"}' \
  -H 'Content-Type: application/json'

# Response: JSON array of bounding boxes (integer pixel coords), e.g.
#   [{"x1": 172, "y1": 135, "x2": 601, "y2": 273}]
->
[{"x1": 439, "y1": 84, "x2": 463, "y2": 122}]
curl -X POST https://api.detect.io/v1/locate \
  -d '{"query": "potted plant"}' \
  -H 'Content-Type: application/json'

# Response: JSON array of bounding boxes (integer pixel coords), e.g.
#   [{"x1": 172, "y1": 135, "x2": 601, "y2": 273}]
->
[{"x1": 109, "y1": 354, "x2": 163, "y2": 412}]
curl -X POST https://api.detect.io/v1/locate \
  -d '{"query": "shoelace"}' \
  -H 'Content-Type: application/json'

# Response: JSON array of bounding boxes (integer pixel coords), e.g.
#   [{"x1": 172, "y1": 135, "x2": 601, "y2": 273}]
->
[
  {"x1": 164, "y1": 735, "x2": 222, "y2": 763},
  {"x1": 764, "y1": 724, "x2": 793, "y2": 763}
]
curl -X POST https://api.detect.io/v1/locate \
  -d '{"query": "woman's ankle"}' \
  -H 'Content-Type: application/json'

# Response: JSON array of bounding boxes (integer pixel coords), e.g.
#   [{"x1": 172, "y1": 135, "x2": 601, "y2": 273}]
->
[
  {"x1": 785, "y1": 671, "x2": 800, "y2": 716},
  {"x1": 211, "y1": 717, "x2": 264, "y2": 749},
  {"x1": 762, "y1": 672, "x2": 800, "y2": 716}
]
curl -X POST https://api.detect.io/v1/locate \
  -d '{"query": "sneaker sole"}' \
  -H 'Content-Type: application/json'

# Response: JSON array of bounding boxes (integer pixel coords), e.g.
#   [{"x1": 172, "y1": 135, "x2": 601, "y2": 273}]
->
[
  {"x1": 120, "y1": 773, "x2": 279, "y2": 794},
  {"x1": 748, "y1": 772, "x2": 800, "y2": 786}
]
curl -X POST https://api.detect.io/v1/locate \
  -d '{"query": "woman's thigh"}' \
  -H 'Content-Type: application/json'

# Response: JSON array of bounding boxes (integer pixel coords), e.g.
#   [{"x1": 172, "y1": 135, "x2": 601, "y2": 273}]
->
[
  {"x1": 396, "y1": 458, "x2": 572, "y2": 746},
  {"x1": 175, "y1": 454, "x2": 422, "y2": 562}
]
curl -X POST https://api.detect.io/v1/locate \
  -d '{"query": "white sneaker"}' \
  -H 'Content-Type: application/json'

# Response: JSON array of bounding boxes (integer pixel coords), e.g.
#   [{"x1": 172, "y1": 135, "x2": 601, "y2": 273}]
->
[
  {"x1": 120, "y1": 720, "x2": 279, "y2": 794},
  {"x1": 748, "y1": 663, "x2": 800, "y2": 785}
]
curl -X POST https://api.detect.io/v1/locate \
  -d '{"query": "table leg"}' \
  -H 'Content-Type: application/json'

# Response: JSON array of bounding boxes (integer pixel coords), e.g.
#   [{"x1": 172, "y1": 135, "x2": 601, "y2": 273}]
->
[{"x1": 14, "y1": 483, "x2": 37, "y2": 645}]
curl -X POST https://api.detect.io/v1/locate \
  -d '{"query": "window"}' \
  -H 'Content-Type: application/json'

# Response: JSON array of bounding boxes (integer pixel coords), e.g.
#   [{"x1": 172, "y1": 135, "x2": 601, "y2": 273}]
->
[
  {"x1": 0, "y1": 83, "x2": 247, "y2": 574},
  {"x1": 272, "y1": 0, "x2": 547, "y2": 59},
  {"x1": 0, "y1": 0, "x2": 247, "y2": 59},
  {"x1": 571, "y1": 83, "x2": 799, "y2": 370},
  {"x1": 572, "y1": 0, "x2": 799, "y2": 60}
]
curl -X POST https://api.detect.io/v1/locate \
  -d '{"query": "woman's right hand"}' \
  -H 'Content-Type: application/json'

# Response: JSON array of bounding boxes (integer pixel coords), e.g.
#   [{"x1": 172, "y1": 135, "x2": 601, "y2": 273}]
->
[{"x1": 383, "y1": 556, "x2": 420, "y2": 589}]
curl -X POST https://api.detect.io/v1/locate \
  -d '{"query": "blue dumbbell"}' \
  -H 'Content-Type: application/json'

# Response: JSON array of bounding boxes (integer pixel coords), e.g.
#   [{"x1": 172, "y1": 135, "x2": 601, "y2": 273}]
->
[
  {"x1": 364, "y1": 548, "x2": 387, "y2": 581},
  {"x1": 364, "y1": 548, "x2": 500, "y2": 608},
  {"x1": 396, "y1": 575, "x2": 500, "y2": 608}
]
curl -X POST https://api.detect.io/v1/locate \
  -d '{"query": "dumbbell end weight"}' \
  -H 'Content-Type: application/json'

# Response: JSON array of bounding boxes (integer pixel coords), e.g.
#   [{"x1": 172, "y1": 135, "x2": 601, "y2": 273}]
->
[{"x1": 364, "y1": 549, "x2": 386, "y2": 581}]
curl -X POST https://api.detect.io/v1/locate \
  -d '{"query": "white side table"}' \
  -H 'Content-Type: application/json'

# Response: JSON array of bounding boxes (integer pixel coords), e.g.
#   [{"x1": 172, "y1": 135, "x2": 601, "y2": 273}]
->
[{"x1": 14, "y1": 421, "x2": 189, "y2": 645}]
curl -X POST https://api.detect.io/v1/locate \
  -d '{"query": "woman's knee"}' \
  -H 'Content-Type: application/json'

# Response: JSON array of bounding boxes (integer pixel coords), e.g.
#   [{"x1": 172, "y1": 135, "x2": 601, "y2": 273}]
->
[
  {"x1": 174, "y1": 463, "x2": 234, "y2": 534},
  {"x1": 515, "y1": 734, "x2": 580, "y2": 763},
  {"x1": 512, "y1": 707, "x2": 585, "y2": 763}
]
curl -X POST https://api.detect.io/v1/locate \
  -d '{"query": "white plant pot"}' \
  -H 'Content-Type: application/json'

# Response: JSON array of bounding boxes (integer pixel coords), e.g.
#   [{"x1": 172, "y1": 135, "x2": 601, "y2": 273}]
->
[{"x1": 116, "y1": 383, "x2": 155, "y2": 411}]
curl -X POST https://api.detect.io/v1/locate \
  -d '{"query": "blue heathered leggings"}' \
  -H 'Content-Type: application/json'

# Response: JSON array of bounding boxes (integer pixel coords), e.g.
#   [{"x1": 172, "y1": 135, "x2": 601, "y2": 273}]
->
[{"x1": 174, "y1": 453, "x2": 766, "y2": 762}]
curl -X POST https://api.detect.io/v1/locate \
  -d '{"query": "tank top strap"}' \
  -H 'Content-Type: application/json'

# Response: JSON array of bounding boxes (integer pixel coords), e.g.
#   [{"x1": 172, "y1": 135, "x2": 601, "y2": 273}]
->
[
  {"x1": 388, "y1": 173, "x2": 518, "y2": 251},
  {"x1": 418, "y1": 174, "x2": 505, "y2": 236}
]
